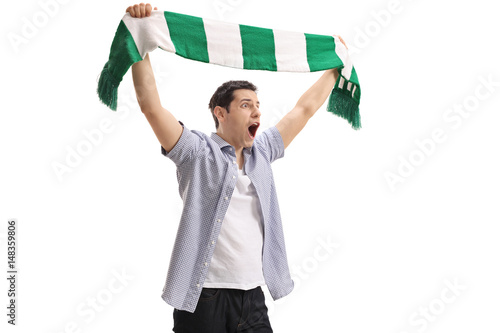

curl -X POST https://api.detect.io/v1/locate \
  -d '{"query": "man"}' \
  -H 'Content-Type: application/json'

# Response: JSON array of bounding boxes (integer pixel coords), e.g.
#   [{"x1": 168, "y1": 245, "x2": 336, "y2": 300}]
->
[{"x1": 127, "y1": 3, "x2": 346, "y2": 332}]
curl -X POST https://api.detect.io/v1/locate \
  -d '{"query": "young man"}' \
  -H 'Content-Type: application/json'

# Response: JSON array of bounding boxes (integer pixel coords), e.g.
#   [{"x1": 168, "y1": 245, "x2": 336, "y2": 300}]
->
[{"x1": 127, "y1": 3, "x2": 346, "y2": 332}]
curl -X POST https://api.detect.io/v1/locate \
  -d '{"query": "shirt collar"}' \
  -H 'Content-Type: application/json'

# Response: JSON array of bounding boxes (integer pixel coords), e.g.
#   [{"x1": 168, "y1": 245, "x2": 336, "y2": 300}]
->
[{"x1": 210, "y1": 132, "x2": 254, "y2": 154}]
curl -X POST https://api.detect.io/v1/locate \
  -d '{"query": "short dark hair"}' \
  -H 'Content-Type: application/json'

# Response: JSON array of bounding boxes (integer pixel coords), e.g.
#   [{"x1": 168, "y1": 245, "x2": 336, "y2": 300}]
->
[{"x1": 209, "y1": 80, "x2": 258, "y2": 130}]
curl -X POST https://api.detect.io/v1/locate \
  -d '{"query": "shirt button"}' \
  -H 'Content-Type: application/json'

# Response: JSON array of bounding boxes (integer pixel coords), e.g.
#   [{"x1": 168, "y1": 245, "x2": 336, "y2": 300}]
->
[
  {"x1": 233, "y1": 160, "x2": 236, "y2": 164},
  {"x1": 204, "y1": 262, "x2": 208, "y2": 266},
  {"x1": 232, "y1": 175, "x2": 236, "y2": 179},
  {"x1": 211, "y1": 241, "x2": 215, "y2": 245},
  {"x1": 196, "y1": 284, "x2": 200, "y2": 288},
  {"x1": 217, "y1": 219, "x2": 221, "y2": 222},
  {"x1": 225, "y1": 196, "x2": 228, "y2": 200}
]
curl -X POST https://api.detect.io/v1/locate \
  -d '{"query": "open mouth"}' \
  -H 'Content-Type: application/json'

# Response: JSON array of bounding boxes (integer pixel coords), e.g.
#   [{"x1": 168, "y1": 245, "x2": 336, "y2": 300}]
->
[{"x1": 247, "y1": 122, "x2": 259, "y2": 139}]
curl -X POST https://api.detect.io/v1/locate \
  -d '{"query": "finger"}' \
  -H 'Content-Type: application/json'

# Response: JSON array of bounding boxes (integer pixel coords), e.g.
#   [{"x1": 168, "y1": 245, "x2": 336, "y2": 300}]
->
[
  {"x1": 146, "y1": 3, "x2": 152, "y2": 16},
  {"x1": 139, "y1": 3, "x2": 146, "y2": 17},
  {"x1": 154, "y1": 7, "x2": 157, "y2": 10},
  {"x1": 126, "y1": 6, "x2": 135, "y2": 16},
  {"x1": 341, "y1": 37, "x2": 348, "y2": 49},
  {"x1": 133, "y1": 4, "x2": 141, "y2": 17},
  {"x1": 336, "y1": 35, "x2": 347, "y2": 49}
]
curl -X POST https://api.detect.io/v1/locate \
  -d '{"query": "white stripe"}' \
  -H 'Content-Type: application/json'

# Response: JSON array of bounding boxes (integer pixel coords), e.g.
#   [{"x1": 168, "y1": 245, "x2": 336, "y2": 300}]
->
[
  {"x1": 351, "y1": 85, "x2": 357, "y2": 97},
  {"x1": 347, "y1": 82, "x2": 352, "y2": 91},
  {"x1": 122, "y1": 11, "x2": 175, "y2": 58},
  {"x1": 273, "y1": 30, "x2": 310, "y2": 72},
  {"x1": 338, "y1": 77, "x2": 345, "y2": 89},
  {"x1": 203, "y1": 18, "x2": 243, "y2": 69},
  {"x1": 333, "y1": 36, "x2": 352, "y2": 80}
]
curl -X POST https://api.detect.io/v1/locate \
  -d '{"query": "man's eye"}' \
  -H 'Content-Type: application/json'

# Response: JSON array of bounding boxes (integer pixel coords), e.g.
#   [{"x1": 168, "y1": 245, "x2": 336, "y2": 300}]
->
[{"x1": 242, "y1": 103, "x2": 248, "y2": 107}]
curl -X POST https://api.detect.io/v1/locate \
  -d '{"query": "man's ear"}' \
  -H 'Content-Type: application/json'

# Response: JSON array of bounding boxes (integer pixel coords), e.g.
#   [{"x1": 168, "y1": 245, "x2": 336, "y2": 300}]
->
[{"x1": 214, "y1": 106, "x2": 226, "y2": 125}]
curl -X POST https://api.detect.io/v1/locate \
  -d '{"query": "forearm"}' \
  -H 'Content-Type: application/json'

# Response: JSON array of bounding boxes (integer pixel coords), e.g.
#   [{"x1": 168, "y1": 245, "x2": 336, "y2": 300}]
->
[
  {"x1": 295, "y1": 68, "x2": 339, "y2": 117},
  {"x1": 131, "y1": 53, "x2": 162, "y2": 113}
]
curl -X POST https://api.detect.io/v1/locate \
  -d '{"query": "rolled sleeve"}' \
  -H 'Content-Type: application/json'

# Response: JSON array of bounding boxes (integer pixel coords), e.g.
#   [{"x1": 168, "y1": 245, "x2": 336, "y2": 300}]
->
[
  {"x1": 257, "y1": 126, "x2": 285, "y2": 163},
  {"x1": 161, "y1": 122, "x2": 200, "y2": 166}
]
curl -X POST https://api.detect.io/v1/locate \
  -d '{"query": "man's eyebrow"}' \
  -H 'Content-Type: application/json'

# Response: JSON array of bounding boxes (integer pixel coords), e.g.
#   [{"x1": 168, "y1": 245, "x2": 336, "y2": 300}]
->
[{"x1": 240, "y1": 99, "x2": 260, "y2": 105}]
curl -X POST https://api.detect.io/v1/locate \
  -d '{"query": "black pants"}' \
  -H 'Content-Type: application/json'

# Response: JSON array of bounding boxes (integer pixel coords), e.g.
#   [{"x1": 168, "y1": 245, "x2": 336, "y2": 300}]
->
[{"x1": 173, "y1": 286, "x2": 273, "y2": 333}]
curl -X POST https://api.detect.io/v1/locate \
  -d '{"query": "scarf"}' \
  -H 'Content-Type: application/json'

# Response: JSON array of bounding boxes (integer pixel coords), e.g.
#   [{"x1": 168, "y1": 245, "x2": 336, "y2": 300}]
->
[{"x1": 97, "y1": 10, "x2": 361, "y2": 129}]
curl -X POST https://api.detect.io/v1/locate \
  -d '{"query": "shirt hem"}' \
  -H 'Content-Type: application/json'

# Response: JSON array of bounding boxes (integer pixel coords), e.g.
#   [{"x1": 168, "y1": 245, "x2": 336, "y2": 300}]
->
[{"x1": 202, "y1": 281, "x2": 266, "y2": 290}]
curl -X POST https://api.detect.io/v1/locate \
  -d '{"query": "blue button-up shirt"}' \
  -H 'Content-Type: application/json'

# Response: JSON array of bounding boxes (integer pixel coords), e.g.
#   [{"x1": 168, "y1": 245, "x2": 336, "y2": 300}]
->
[{"x1": 160, "y1": 121, "x2": 294, "y2": 313}]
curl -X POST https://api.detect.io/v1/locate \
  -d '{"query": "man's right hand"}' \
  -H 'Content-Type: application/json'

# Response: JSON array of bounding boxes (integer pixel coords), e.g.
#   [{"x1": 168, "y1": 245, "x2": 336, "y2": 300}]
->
[{"x1": 126, "y1": 3, "x2": 157, "y2": 18}]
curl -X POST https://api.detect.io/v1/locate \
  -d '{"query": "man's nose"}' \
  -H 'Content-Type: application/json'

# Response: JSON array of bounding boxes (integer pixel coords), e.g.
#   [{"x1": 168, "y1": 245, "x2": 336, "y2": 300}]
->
[{"x1": 252, "y1": 107, "x2": 261, "y2": 118}]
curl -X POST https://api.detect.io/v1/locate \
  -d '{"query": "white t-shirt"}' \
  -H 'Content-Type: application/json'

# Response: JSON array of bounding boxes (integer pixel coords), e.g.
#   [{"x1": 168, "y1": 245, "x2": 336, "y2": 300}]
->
[{"x1": 203, "y1": 167, "x2": 266, "y2": 289}]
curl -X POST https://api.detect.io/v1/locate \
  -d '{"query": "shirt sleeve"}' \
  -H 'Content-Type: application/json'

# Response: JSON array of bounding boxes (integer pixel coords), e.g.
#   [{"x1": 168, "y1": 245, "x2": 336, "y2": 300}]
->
[
  {"x1": 161, "y1": 121, "x2": 201, "y2": 166},
  {"x1": 256, "y1": 126, "x2": 285, "y2": 163}
]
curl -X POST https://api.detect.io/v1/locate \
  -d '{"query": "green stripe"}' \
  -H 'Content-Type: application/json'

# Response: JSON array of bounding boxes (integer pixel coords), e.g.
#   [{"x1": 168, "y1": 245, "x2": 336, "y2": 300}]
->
[
  {"x1": 164, "y1": 11, "x2": 209, "y2": 63},
  {"x1": 350, "y1": 67, "x2": 359, "y2": 85},
  {"x1": 108, "y1": 20, "x2": 143, "y2": 80},
  {"x1": 240, "y1": 25, "x2": 277, "y2": 71},
  {"x1": 305, "y1": 34, "x2": 343, "y2": 72},
  {"x1": 98, "y1": 20, "x2": 143, "y2": 110}
]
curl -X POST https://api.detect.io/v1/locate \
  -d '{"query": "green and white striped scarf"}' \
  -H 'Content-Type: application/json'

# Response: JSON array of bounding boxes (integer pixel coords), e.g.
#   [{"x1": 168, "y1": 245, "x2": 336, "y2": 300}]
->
[{"x1": 97, "y1": 10, "x2": 361, "y2": 129}]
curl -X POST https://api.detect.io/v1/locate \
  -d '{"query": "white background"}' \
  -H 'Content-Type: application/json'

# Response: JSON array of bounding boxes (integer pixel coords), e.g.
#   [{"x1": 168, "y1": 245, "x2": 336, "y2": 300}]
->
[{"x1": 1, "y1": 0, "x2": 499, "y2": 332}]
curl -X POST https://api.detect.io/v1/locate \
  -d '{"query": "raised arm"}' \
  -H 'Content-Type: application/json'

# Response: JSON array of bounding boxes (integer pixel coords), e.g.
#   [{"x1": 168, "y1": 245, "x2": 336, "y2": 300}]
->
[
  {"x1": 275, "y1": 36, "x2": 347, "y2": 149},
  {"x1": 128, "y1": 3, "x2": 182, "y2": 153}
]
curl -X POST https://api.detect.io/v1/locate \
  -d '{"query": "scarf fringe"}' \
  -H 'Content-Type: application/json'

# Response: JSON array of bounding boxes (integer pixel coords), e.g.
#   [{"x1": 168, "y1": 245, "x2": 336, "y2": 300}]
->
[
  {"x1": 327, "y1": 88, "x2": 361, "y2": 130},
  {"x1": 97, "y1": 62, "x2": 120, "y2": 111}
]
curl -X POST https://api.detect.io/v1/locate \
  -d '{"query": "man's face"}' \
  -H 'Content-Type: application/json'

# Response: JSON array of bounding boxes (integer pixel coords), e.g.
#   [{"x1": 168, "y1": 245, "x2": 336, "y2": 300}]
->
[{"x1": 220, "y1": 89, "x2": 261, "y2": 148}]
